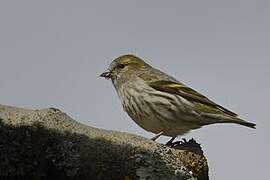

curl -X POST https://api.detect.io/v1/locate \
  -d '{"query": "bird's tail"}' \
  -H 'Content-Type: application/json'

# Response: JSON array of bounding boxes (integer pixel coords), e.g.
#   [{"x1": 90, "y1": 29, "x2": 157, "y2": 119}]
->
[
  {"x1": 201, "y1": 113, "x2": 256, "y2": 129},
  {"x1": 229, "y1": 117, "x2": 256, "y2": 129}
]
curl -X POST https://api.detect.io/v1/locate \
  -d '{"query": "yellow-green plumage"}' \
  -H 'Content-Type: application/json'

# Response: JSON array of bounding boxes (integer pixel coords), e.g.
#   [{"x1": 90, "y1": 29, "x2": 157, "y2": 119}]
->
[{"x1": 100, "y1": 54, "x2": 256, "y2": 141}]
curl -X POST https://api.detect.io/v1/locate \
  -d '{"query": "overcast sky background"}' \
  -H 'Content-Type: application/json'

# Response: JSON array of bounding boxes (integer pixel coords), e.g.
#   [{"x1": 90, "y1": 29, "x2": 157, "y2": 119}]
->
[{"x1": 0, "y1": 1, "x2": 269, "y2": 179}]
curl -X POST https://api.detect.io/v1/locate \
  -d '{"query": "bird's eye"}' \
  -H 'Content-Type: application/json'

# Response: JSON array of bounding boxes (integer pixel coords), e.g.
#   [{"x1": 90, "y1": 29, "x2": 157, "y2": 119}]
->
[{"x1": 118, "y1": 64, "x2": 125, "y2": 69}]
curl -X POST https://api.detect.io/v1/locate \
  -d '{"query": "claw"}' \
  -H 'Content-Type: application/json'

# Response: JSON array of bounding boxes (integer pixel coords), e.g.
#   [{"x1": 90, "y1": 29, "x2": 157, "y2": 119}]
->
[{"x1": 165, "y1": 137, "x2": 176, "y2": 146}]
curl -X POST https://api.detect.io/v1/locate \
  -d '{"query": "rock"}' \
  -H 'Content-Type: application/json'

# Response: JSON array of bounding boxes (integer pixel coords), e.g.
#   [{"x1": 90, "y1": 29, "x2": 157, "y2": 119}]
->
[{"x1": 0, "y1": 104, "x2": 208, "y2": 180}]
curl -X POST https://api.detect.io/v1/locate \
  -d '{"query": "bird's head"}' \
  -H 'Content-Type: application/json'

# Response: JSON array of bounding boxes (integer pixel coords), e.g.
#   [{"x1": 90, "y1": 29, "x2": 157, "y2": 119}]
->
[{"x1": 100, "y1": 54, "x2": 149, "y2": 83}]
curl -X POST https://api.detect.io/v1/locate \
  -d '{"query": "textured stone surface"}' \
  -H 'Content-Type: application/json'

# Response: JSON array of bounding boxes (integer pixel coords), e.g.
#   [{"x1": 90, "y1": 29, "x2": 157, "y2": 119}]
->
[{"x1": 0, "y1": 104, "x2": 208, "y2": 180}]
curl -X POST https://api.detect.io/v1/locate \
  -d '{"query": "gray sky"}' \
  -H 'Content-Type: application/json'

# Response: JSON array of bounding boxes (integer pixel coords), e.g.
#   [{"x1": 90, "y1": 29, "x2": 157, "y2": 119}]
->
[{"x1": 0, "y1": 0, "x2": 269, "y2": 179}]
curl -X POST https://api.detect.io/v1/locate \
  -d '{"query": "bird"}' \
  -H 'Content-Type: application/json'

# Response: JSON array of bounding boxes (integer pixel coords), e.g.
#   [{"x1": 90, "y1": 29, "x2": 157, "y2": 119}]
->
[{"x1": 100, "y1": 54, "x2": 256, "y2": 144}]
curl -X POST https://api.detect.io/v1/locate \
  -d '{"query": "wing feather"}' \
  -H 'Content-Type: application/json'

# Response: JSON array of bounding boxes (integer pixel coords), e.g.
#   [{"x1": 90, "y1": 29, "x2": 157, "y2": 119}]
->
[{"x1": 148, "y1": 80, "x2": 237, "y2": 117}]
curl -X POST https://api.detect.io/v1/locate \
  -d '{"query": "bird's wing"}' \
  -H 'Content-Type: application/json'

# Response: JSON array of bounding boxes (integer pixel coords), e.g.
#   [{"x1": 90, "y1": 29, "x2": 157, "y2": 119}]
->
[{"x1": 147, "y1": 80, "x2": 237, "y2": 117}]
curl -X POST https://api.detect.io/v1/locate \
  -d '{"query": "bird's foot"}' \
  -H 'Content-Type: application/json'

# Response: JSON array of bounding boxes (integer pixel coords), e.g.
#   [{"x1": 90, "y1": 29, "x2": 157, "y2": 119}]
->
[
  {"x1": 166, "y1": 138, "x2": 187, "y2": 148},
  {"x1": 166, "y1": 138, "x2": 204, "y2": 156}
]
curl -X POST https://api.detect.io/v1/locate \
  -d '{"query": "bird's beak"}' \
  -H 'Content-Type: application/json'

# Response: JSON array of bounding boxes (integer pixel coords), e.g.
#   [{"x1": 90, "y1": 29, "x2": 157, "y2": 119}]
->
[{"x1": 99, "y1": 70, "x2": 112, "y2": 79}]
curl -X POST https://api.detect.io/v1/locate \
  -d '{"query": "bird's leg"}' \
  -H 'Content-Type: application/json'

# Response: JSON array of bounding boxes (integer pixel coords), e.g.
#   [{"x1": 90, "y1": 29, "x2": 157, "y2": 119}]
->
[
  {"x1": 150, "y1": 131, "x2": 164, "y2": 141},
  {"x1": 165, "y1": 137, "x2": 176, "y2": 146}
]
